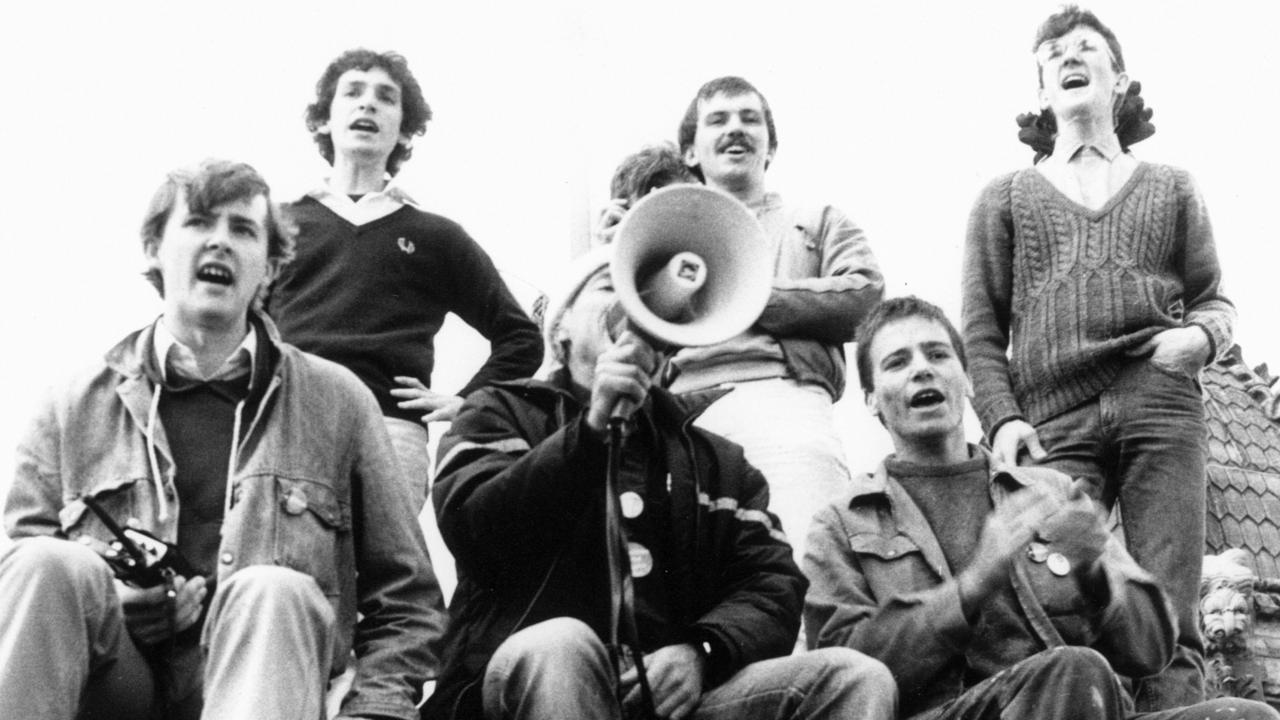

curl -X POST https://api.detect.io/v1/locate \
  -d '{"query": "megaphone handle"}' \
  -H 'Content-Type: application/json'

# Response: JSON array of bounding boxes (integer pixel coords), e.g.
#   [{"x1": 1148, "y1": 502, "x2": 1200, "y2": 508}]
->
[{"x1": 610, "y1": 398, "x2": 637, "y2": 422}]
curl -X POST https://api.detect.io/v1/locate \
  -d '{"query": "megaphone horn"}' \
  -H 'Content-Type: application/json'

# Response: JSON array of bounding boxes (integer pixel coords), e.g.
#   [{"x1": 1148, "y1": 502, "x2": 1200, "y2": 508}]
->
[{"x1": 611, "y1": 185, "x2": 772, "y2": 348}]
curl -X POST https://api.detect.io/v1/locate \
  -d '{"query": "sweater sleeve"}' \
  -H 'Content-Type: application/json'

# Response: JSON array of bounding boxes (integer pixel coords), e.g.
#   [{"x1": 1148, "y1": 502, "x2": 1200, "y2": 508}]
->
[
  {"x1": 961, "y1": 174, "x2": 1025, "y2": 437},
  {"x1": 1174, "y1": 170, "x2": 1235, "y2": 363},
  {"x1": 445, "y1": 230, "x2": 545, "y2": 397},
  {"x1": 756, "y1": 204, "x2": 884, "y2": 345}
]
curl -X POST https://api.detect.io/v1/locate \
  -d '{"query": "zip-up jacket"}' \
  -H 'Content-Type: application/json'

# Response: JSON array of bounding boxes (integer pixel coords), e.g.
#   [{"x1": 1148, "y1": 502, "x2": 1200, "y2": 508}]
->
[
  {"x1": 424, "y1": 372, "x2": 804, "y2": 720},
  {"x1": 6, "y1": 311, "x2": 444, "y2": 720}
]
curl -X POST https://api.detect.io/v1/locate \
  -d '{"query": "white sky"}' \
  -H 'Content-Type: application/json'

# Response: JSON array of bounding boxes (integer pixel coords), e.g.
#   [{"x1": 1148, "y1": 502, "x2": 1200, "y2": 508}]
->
[{"x1": 2, "y1": 0, "x2": 1278, "y2": 505}]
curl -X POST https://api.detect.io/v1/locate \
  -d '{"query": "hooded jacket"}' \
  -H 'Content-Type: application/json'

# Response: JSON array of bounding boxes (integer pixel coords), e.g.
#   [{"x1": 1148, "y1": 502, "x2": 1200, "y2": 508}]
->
[
  {"x1": 5, "y1": 311, "x2": 443, "y2": 720},
  {"x1": 424, "y1": 371, "x2": 804, "y2": 720}
]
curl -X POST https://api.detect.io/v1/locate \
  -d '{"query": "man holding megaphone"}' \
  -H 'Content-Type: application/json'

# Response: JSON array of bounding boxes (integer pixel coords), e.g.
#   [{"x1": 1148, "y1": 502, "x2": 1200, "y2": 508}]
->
[
  {"x1": 423, "y1": 248, "x2": 895, "y2": 720},
  {"x1": 668, "y1": 76, "x2": 885, "y2": 560}
]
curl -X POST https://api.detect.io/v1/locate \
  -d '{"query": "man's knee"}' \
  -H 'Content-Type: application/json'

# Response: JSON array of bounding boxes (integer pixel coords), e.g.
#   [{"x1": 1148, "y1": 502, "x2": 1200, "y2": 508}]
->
[
  {"x1": 2, "y1": 536, "x2": 113, "y2": 593},
  {"x1": 490, "y1": 617, "x2": 604, "y2": 671},
  {"x1": 212, "y1": 565, "x2": 332, "y2": 621},
  {"x1": 796, "y1": 647, "x2": 895, "y2": 704}
]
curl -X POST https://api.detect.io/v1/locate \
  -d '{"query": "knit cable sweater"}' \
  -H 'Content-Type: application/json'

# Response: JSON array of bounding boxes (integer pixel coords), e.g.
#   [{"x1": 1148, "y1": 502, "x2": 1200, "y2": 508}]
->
[{"x1": 961, "y1": 162, "x2": 1234, "y2": 434}]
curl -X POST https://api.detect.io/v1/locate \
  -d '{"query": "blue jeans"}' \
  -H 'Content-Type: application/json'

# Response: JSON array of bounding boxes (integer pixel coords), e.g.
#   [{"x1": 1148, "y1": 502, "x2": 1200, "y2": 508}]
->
[
  {"x1": 482, "y1": 618, "x2": 895, "y2": 720},
  {"x1": 925, "y1": 646, "x2": 1277, "y2": 720},
  {"x1": 0, "y1": 537, "x2": 337, "y2": 720},
  {"x1": 1031, "y1": 359, "x2": 1208, "y2": 710}
]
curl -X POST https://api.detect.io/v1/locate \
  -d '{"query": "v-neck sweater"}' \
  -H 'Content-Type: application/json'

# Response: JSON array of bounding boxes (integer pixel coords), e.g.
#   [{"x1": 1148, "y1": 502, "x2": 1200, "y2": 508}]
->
[{"x1": 962, "y1": 162, "x2": 1234, "y2": 433}]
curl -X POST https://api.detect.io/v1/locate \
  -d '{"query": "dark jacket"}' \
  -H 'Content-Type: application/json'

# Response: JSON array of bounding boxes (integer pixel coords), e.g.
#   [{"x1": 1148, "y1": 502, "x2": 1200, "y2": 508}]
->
[
  {"x1": 803, "y1": 447, "x2": 1176, "y2": 719},
  {"x1": 424, "y1": 372, "x2": 804, "y2": 720}
]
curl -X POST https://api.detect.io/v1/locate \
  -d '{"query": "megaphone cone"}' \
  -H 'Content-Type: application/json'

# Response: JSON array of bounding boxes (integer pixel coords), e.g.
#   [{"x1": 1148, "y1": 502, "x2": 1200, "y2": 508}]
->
[{"x1": 611, "y1": 185, "x2": 772, "y2": 348}]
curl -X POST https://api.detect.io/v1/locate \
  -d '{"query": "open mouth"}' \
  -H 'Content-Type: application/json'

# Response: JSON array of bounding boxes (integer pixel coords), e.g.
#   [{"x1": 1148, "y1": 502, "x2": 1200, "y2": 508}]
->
[
  {"x1": 349, "y1": 119, "x2": 380, "y2": 133},
  {"x1": 1061, "y1": 73, "x2": 1089, "y2": 90},
  {"x1": 196, "y1": 263, "x2": 234, "y2": 286},
  {"x1": 909, "y1": 389, "x2": 945, "y2": 409}
]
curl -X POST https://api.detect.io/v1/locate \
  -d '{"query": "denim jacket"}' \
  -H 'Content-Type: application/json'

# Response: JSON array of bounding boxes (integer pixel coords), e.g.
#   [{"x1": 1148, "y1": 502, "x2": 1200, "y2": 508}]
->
[
  {"x1": 803, "y1": 447, "x2": 1176, "y2": 719},
  {"x1": 5, "y1": 311, "x2": 443, "y2": 720}
]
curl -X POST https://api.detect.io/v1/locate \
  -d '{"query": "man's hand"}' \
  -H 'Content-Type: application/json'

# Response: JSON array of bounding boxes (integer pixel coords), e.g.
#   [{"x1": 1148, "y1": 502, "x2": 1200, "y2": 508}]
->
[
  {"x1": 1126, "y1": 326, "x2": 1211, "y2": 377},
  {"x1": 391, "y1": 376, "x2": 464, "y2": 424},
  {"x1": 991, "y1": 419, "x2": 1046, "y2": 466},
  {"x1": 592, "y1": 199, "x2": 630, "y2": 246},
  {"x1": 957, "y1": 483, "x2": 1055, "y2": 614},
  {"x1": 118, "y1": 575, "x2": 206, "y2": 645},
  {"x1": 585, "y1": 330, "x2": 658, "y2": 434},
  {"x1": 619, "y1": 643, "x2": 705, "y2": 720},
  {"x1": 1047, "y1": 479, "x2": 1109, "y2": 584}
]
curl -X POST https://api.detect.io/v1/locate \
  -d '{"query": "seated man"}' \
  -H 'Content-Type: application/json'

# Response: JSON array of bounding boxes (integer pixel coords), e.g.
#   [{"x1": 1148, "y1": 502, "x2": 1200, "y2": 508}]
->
[
  {"x1": 0, "y1": 159, "x2": 444, "y2": 720},
  {"x1": 425, "y1": 248, "x2": 894, "y2": 720},
  {"x1": 804, "y1": 296, "x2": 1278, "y2": 720}
]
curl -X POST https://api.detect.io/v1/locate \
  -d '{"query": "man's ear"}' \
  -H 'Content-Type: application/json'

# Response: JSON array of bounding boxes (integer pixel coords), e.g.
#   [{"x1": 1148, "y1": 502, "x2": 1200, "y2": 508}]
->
[
  {"x1": 683, "y1": 145, "x2": 699, "y2": 169},
  {"x1": 1038, "y1": 85, "x2": 1050, "y2": 112},
  {"x1": 865, "y1": 388, "x2": 880, "y2": 419},
  {"x1": 1113, "y1": 71, "x2": 1131, "y2": 100}
]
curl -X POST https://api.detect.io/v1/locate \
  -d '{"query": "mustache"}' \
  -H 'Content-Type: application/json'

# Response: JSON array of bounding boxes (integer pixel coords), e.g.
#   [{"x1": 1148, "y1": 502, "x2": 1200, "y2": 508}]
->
[{"x1": 716, "y1": 131, "x2": 755, "y2": 153}]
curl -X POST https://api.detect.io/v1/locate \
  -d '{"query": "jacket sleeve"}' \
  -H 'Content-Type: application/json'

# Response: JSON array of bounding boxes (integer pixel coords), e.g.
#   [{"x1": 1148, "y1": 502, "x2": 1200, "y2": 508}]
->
[
  {"x1": 445, "y1": 231, "x2": 545, "y2": 397},
  {"x1": 690, "y1": 452, "x2": 806, "y2": 684},
  {"x1": 340, "y1": 388, "x2": 447, "y2": 720},
  {"x1": 6, "y1": 386, "x2": 66, "y2": 539},
  {"x1": 961, "y1": 175, "x2": 1025, "y2": 437},
  {"x1": 803, "y1": 503, "x2": 972, "y2": 697},
  {"x1": 755, "y1": 204, "x2": 884, "y2": 345},
  {"x1": 433, "y1": 388, "x2": 607, "y2": 583},
  {"x1": 1174, "y1": 170, "x2": 1235, "y2": 363},
  {"x1": 1086, "y1": 535, "x2": 1179, "y2": 676}
]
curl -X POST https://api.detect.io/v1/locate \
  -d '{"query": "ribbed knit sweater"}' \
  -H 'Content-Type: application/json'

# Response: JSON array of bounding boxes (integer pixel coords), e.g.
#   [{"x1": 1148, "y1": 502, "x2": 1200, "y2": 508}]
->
[
  {"x1": 268, "y1": 197, "x2": 543, "y2": 423},
  {"x1": 962, "y1": 162, "x2": 1234, "y2": 434}
]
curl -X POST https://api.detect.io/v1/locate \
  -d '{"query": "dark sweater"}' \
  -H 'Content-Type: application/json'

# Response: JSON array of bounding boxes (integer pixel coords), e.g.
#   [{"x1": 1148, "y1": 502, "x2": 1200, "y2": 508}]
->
[
  {"x1": 269, "y1": 197, "x2": 543, "y2": 422},
  {"x1": 961, "y1": 162, "x2": 1234, "y2": 433}
]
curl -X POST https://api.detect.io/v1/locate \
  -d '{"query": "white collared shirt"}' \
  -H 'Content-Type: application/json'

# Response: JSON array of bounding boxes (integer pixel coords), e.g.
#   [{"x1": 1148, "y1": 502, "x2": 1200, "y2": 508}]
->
[
  {"x1": 307, "y1": 178, "x2": 419, "y2": 227},
  {"x1": 153, "y1": 318, "x2": 257, "y2": 386},
  {"x1": 1036, "y1": 132, "x2": 1137, "y2": 210}
]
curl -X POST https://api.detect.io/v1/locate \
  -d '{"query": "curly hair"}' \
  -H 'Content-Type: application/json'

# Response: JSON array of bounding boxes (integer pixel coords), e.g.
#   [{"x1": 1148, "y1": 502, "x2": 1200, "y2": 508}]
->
[
  {"x1": 305, "y1": 49, "x2": 432, "y2": 176},
  {"x1": 854, "y1": 296, "x2": 967, "y2": 395},
  {"x1": 677, "y1": 76, "x2": 777, "y2": 183},
  {"x1": 140, "y1": 159, "x2": 295, "y2": 298}
]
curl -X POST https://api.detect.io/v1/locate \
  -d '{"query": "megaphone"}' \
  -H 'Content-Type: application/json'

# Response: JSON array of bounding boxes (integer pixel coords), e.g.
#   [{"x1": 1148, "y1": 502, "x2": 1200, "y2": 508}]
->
[{"x1": 610, "y1": 184, "x2": 773, "y2": 349}]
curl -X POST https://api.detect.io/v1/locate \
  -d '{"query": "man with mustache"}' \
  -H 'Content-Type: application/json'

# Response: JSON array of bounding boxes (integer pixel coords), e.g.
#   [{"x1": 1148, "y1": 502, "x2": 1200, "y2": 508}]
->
[
  {"x1": 805, "y1": 296, "x2": 1276, "y2": 720},
  {"x1": 961, "y1": 7, "x2": 1231, "y2": 709},
  {"x1": 668, "y1": 76, "x2": 884, "y2": 559},
  {"x1": 0, "y1": 159, "x2": 442, "y2": 720}
]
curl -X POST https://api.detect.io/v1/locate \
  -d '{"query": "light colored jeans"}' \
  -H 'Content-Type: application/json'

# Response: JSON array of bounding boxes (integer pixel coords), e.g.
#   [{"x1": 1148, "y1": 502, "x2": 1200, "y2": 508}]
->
[
  {"x1": 384, "y1": 416, "x2": 433, "y2": 512},
  {"x1": 690, "y1": 378, "x2": 850, "y2": 561},
  {"x1": 0, "y1": 537, "x2": 337, "y2": 720},
  {"x1": 482, "y1": 617, "x2": 895, "y2": 720}
]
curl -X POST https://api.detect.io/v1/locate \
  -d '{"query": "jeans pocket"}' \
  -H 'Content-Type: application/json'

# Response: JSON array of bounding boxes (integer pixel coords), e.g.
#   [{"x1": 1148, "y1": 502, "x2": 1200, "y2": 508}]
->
[{"x1": 1146, "y1": 358, "x2": 1194, "y2": 384}]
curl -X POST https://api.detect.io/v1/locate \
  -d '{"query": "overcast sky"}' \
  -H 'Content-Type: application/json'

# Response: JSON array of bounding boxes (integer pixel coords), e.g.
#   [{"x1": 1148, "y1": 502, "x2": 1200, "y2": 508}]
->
[{"x1": 2, "y1": 0, "x2": 1277, "y2": 504}]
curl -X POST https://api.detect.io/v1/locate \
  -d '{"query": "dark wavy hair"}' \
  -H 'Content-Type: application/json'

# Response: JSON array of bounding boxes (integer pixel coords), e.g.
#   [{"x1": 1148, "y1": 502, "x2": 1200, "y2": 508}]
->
[
  {"x1": 140, "y1": 159, "x2": 295, "y2": 298},
  {"x1": 305, "y1": 49, "x2": 432, "y2": 176},
  {"x1": 609, "y1": 142, "x2": 697, "y2": 202},
  {"x1": 855, "y1": 296, "x2": 967, "y2": 395},
  {"x1": 677, "y1": 76, "x2": 777, "y2": 182}
]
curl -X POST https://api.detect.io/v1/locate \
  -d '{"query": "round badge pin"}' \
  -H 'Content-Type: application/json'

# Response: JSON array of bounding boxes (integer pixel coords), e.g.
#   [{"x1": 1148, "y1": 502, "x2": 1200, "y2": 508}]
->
[
  {"x1": 620, "y1": 491, "x2": 644, "y2": 519},
  {"x1": 628, "y1": 542, "x2": 654, "y2": 578},
  {"x1": 1047, "y1": 552, "x2": 1071, "y2": 577}
]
